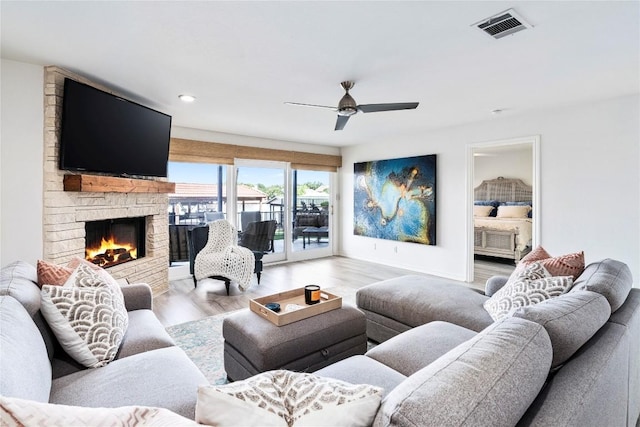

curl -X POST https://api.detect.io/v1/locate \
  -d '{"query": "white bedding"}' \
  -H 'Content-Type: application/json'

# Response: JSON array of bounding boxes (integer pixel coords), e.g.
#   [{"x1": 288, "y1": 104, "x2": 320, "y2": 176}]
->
[{"x1": 474, "y1": 217, "x2": 532, "y2": 252}]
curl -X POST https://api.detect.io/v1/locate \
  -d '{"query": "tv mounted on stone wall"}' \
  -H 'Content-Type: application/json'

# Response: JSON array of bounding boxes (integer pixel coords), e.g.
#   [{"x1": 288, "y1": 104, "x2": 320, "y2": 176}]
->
[{"x1": 59, "y1": 78, "x2": 172, "y2": 178}]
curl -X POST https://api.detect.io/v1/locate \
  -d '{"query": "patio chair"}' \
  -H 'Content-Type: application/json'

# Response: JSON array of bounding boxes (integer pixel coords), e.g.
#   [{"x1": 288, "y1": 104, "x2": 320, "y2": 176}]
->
[
  {"x1": 188, "y1": 219, "x2": 255, "y2": 294},
  {"x1": 238, "y1": 220, "x2": 276, "y2": 284},
  {"x1": 240, "y1": 211, "x2": 261, "y2": 232}
]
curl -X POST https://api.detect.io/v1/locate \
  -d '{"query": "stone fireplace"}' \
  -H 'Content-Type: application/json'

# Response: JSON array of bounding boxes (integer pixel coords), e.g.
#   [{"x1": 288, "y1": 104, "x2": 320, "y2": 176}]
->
[{"x1": 42, "y1": 66, "x2": 171, "y2": 294}]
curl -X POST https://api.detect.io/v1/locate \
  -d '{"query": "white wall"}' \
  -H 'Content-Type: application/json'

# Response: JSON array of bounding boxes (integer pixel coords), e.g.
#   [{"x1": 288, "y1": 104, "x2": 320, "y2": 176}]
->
[
  {"x1": 339, "y1": 95, "x2": 640, "y2": 284},
  {"x1": 474, "y1": 148, "x2": 533, "y2": 188},
  {"x1": 0, "y1": 59, "x2": 44, "y2": 266}
]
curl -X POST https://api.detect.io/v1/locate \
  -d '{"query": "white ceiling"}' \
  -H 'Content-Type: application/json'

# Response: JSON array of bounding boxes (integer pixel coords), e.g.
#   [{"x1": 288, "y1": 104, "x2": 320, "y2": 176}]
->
[{"x1": 2, "y1": 1, "x2": 638, "y2": 148}]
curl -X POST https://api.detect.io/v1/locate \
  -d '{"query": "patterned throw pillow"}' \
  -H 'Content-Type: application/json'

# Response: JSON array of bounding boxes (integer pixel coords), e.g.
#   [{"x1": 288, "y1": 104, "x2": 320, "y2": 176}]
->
[
  {"x1": 0, "y1": 396, "x2": 200, "y2": 426},
  {"x1": 65, "y1": 257, "x2": 126, "y2": 308},
  {"x1": 40, "y1": 264, "x2": 128, "y2": 368},
  {"x1": 36, "y1": 260, "x2": 73, "y2": 288},
  {"x1": 512, "y1": 246, "x2": 585, "y2": 280},
  {"x1": 196, "y1": 370, "x2": 383, "y2": 427},
  {"x1": 484, "y1": 262, "x2": 574, "y2": 321}
]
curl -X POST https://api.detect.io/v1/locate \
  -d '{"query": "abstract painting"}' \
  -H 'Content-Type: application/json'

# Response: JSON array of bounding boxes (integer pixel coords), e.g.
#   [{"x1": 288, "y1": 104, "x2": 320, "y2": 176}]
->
[{"x1": 354, "y1": 154, "x2": 436, "y2": 245}]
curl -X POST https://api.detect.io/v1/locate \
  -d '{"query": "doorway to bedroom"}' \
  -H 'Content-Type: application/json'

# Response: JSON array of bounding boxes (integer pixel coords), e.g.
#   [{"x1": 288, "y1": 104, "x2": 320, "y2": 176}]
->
[{"x1": 467, "y1": 136, "x2": 540, "y2": 284}]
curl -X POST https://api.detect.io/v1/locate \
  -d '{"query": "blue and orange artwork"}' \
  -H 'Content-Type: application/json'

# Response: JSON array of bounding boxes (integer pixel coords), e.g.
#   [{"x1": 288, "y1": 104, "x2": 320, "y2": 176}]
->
[{"x1": 354, "y1": 155, "x2": 436, "y2": 245}]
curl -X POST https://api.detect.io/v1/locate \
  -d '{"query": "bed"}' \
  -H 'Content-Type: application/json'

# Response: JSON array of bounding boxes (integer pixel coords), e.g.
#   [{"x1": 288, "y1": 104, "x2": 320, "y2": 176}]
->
[{"x1": 473, "y1": 177, "x2": 533, "y2": 262}]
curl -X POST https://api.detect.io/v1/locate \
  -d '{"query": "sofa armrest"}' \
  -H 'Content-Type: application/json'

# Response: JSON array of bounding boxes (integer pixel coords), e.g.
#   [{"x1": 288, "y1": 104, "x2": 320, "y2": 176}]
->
[
  {"x1": 121, "y1": 283, "x2": 153, "y2": 311},
  {"x1": 485, "y1": 275, "x2": 510, "y2": 297}
]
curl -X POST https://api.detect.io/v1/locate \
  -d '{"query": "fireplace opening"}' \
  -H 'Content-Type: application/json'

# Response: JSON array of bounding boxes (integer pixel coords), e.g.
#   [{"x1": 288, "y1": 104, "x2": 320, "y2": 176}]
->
[{"x1": 85, "y1": 217, "x2": 146, "y2": 268}]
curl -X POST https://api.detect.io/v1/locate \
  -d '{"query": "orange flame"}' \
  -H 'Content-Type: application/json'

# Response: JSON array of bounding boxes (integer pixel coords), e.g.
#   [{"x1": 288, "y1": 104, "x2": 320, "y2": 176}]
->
[{"x1": 86, "y1": 236, "x2": 137, "y2": 263}]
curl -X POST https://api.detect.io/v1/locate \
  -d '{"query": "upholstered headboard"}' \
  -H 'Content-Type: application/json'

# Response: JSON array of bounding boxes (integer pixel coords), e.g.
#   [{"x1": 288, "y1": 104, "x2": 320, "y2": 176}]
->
[{"x1": 474, "y1": 177, "x2": 532, "y2": 203}]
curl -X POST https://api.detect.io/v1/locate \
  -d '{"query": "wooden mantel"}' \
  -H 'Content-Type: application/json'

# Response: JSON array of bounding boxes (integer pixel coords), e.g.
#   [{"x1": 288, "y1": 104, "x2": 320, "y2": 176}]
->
[{"x1": 63, "y1": 174, "x2": 176, "y2": 193}]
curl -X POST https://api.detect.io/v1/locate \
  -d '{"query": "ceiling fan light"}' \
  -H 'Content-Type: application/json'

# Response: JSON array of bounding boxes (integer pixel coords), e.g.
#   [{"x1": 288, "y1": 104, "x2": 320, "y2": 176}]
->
[{"x1": 338, "y1": 107, "x2": 357, "y2": 117}]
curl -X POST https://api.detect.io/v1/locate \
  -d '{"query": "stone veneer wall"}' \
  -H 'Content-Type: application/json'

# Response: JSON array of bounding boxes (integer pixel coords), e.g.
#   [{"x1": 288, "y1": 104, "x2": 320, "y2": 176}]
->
[{"x1": 43, "y1": 66, "x2": 170, "y2": 295}]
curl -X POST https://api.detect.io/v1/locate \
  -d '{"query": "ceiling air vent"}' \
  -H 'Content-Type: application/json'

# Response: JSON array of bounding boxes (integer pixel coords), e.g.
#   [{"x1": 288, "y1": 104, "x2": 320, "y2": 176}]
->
[{"x1": 473, "y1": 9, "x2": 532, "y2": 39}]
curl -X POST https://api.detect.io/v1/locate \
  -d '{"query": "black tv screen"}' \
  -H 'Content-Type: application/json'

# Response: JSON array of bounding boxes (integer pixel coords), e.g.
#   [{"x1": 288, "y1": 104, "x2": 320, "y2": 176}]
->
[{"x1": 60, "y1": 78, "x2": 172, "y2": 178}]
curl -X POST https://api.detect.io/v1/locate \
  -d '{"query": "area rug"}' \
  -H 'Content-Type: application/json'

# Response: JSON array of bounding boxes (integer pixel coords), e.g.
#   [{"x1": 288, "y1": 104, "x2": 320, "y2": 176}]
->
[
  {"x1": 166, "y1": 311, "x2": 236, "y2": 385},
  {"x1": 166, "y1": 286, "x2": 360, "y2": 385}
]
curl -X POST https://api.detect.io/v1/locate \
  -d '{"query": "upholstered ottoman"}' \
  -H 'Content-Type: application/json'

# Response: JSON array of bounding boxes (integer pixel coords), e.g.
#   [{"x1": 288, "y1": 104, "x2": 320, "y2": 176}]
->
[
  {"x1": 356, "y1": 275, "x2": 494, "y2": 343},
  {"x1": 223, "y1": 305, "x2": 367, "y2": 381}
]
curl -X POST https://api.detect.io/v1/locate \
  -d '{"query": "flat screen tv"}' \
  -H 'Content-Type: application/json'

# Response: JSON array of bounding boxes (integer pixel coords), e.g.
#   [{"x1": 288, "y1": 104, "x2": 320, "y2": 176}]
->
[{"x1": 60, "y1": 78, "x2": 172, "y2": 178}]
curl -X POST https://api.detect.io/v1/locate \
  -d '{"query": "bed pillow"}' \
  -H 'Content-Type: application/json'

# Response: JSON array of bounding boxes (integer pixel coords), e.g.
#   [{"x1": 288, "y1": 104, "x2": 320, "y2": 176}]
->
[
  {"x1": 473, "y1": 205, "x2": 495, "y2": 217},
  {"x1": 496, "y1": 205, "x2": 531, "y2": 218},
  {"x1": 514, "y1": 246, "x2": 585, "y2": 280},
  {"x1": 505, "y1": 201, "x2": 533, "y2": 218},
  {"x1": 484, "y1": 262, "x2": 573, "y2": 321},
  {"x1": 196, "y1": 370, "x2": 383, "y2": 427},
  {"x1": 474, "y1": 200, "x2": 499, "y2": 217}
]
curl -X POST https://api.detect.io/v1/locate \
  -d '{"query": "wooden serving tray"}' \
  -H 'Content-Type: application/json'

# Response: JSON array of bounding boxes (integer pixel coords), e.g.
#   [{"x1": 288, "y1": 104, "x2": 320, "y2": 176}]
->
[{"x1": 250, "y1": 287, "x2": 342, "y2": 326}]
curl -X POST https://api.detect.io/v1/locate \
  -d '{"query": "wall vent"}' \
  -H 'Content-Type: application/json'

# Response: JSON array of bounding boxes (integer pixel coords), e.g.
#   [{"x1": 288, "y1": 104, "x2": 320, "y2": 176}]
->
[{"x1": 473, "y1": 9, "x2": 532, "y2": 39}]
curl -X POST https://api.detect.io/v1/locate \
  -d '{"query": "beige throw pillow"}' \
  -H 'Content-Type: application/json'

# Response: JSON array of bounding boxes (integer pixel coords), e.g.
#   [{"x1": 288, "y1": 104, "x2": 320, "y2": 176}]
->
[{"x1": 196, "y1": 370, "x2": 383, "y2": 427}]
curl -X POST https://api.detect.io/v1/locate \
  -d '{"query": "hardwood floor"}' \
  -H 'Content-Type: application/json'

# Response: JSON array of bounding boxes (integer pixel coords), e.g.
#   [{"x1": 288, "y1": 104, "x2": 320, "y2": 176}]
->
[{"x1": 153, "y1": 255, "x2": 514, "y2": 327}]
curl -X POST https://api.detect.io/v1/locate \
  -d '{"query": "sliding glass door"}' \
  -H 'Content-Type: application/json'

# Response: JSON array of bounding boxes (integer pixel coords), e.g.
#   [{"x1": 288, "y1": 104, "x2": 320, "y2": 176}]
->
[
  {"x1": 235, "y1": 160, "x2": 287, "y2": 263},
  {"x1": 290, "y1": 169, "x2": 332, "y2": 258}
]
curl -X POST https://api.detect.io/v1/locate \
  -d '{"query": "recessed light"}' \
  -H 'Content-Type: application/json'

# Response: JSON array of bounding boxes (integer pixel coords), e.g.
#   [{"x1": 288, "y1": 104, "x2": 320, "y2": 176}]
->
[
  {"x1": 491, "y1": 109, "x2": 503, "y2": 115},
  {"x1": 179, "y1": 94, "x2": 196, "y2": 103}
]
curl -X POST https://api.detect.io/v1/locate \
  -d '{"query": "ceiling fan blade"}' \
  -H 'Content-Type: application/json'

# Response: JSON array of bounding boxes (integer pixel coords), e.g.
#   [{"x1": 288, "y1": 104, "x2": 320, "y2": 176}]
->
[
  {"x1": 358, "y1": 102, "x2": 419, "y2": 113},
  {"x1": 335, "y1": 115, "x2": 350, "y2": 131},
  {"x1": 284, "y1": 102, "x2": 336, "y2": 111}
]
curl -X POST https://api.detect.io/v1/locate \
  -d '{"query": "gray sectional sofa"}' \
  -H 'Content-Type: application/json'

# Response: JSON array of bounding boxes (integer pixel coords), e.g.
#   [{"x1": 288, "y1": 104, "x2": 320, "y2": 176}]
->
[
  {"x1": 2, "y1": 258, "x2": 638, "y2": 426},
  {"x1": 0, "y1": 261, "x2": 207, "y2": 419},
  {"x1": 315, "y1": 258, "x2": 639, "y2": 426}
]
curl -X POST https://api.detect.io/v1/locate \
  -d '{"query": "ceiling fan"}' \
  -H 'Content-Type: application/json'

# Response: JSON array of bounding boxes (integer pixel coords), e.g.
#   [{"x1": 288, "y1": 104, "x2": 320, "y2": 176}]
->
[{"x1": 285, "y1": 81, "x2": 419, "y2": 131}]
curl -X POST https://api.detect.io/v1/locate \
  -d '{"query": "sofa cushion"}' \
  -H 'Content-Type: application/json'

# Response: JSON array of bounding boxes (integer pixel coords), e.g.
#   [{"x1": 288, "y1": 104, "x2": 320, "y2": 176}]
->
[
  {"x1": 117, "y1": 309, "x2": 175, "y2": 359},
  {"x1": 366, "y1": 321, "x2": 477, "y2": 376},
  {"x1": 0, "y1": 296, "x2": 52, "y2": 402},
  {"x1": 314, "y1": 355, "x2": 407, "y2": 399},
  {"x1": 196, "y1": 370, "x2": 383, "y2": 427},
  {"x1": 511, "y1": 290, "x2": 610, "y2": 368},
  {"x1": 50, "y1": 346, "x2": 207, "y2": 419},
  {"x1": 376, "y1": 317, "x2": 552, "y2": 427},
  {"x1": 484, "y1": 263, "x2": 573, "y2": 321},
  {"x1": 356, "y1": 275, "x2": 493, "y2": 333},
  {"x1": 0, "y1": 396, "x2": 200, "y2": 426},
  {"x1": 0, "y1": 261, "x2": 41, "y2": 316},
  {"x1": 570, "y1": 258, "x2": 633, "y2": 313}
]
